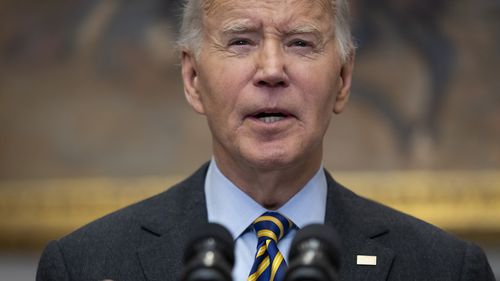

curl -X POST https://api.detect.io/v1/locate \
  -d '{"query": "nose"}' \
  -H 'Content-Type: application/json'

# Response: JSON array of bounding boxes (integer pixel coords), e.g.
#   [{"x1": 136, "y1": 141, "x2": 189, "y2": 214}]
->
[{"x1": 253, "y1": 39, "x2": 289, "y2": 88}]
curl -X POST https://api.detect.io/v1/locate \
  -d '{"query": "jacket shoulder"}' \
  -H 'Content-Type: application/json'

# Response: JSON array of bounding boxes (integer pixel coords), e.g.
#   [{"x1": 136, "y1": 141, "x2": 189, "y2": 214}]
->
[
  {"x1": 328, "y1": 175, "x2": 463, "y2": 245},
  {"x1": 37, "y1": 164, "x2": 209, "y2": 281},
  {"x1": 327, "y1": 177, "x2": 495, "y2": 280}
]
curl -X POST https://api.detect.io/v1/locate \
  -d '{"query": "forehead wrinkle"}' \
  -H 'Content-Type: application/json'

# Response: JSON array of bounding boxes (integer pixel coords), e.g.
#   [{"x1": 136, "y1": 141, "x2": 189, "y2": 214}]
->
[
  {"x1": 205, "y1": 0, "x2": 334, "y2": 11},
  {"x1": 279, "y1": 1, "x2": 334, "y2": 29},
  {"x1": 203, "y1": 0, "x2": 335, "y2": 38},
  {"x1": 204, "y1": 0, "x2": 334, "y2": 18},
  {"x1": 203, "y1": 0, "x2": 221, "y2": 16},
  {"x1": 286, "y1": 0, "x2": 334, "y2": 16}
]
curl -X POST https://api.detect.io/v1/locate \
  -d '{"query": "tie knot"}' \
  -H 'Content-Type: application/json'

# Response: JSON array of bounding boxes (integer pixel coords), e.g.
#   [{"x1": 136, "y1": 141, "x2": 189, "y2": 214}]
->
[{"x1": 252, "y1": 212, "x2": 294, "y2": 243}]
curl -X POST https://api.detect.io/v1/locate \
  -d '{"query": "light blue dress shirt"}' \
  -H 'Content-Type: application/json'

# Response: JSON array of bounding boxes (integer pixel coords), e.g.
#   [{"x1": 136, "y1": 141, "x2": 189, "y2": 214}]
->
[{"x1": 205, "y1": 160, "x2": 328, "y2": 281}]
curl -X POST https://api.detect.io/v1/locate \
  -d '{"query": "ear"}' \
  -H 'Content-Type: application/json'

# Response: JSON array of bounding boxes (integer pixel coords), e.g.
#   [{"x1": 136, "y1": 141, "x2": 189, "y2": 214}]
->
[
  {"x1": 181, "y1": 49, "x2": 205, "y2": 115},
  {"x1": 333, "y1": 53, "x2": 355, "y2": 114}
]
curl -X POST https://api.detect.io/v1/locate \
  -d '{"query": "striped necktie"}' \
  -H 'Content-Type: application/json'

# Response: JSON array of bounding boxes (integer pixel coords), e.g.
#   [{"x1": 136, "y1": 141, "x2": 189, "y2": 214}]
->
[{"x1": 247, "y1": 212, "x2": 294, "y2": 281}]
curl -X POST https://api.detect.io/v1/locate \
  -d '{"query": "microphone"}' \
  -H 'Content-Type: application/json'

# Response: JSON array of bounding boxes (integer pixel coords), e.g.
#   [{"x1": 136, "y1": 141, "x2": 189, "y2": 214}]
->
[
  {"x1": 285, "y1": 224, "x2": 341, "y2": 281},
  {"x1": 180, "y1": 223, "x2": 235, "y2": 281}
]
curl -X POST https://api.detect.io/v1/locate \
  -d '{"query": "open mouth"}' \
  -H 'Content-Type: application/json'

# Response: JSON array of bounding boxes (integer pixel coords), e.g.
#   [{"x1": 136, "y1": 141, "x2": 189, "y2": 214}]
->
[{"x1": 252, "y1": 110, "x2": 292, "y2": 123}]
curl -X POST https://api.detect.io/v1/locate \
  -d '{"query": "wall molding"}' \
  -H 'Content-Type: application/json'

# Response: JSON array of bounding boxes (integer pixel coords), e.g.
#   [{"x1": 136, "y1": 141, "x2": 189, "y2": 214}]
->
[{"x1": 1, "y1": 170, "x2": 499, "y2": 250}]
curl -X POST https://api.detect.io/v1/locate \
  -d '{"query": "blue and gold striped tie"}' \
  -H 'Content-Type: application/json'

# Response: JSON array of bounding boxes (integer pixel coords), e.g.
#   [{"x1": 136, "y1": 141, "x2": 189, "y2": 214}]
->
[{"x1": 247, "y1": 212, "x2": 294, "y2": 281}]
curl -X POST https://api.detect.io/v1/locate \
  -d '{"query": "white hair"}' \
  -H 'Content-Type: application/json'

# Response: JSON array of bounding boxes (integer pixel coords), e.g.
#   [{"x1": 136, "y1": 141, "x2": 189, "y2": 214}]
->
[{"x1": 177, "y1": 0, "x2": 354, "y2": 62}]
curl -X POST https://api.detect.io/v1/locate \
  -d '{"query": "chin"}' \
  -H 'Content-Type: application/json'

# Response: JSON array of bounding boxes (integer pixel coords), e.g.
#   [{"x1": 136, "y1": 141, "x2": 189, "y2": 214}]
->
[
  {"x1": 243, "y1": 149, "x2": 298, "y2": 171},
  {"x1": 241, "y1": 137, "x2": 310, "y2": 168}
]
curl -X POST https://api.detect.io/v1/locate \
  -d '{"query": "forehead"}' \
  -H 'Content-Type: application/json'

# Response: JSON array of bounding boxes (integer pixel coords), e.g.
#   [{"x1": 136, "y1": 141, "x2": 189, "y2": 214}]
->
[{"x1": 203, "y1": 0, "x2": 334, "y2": 30}]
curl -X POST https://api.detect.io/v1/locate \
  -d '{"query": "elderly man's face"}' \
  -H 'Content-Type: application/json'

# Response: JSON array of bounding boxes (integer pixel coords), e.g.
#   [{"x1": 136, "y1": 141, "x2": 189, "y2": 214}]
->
[{"x1": 182, "y1": 0, "x2": 353, "y2": 171}]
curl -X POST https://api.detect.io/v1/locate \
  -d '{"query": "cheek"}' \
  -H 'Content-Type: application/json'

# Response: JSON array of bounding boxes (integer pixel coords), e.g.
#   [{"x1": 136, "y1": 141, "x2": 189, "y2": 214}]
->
[
  {"x1": 202, "y1": 59, "x2": 255, "y2": 108},
  {"x1": 198, "y1": 62, "x2": 253, "y2": 124},
  {"x1": 294, "y1": 66, "x2": 337, "y2": 109}
]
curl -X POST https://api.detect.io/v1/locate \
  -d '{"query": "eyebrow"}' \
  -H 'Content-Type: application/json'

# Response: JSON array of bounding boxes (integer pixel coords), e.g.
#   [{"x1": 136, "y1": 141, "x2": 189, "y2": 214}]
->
[
  {"x1": 221, "y1": 20, "x2": 259, "y2": 35},
  {"x1": 220, "y1": 21, "x2": 326, "y2": 40},
  {"x1": 286, "y1": 24, "x2": 322, "y2": 35},
  {"x1": 283, "y1": 24, "x2": 326, "y2": 43}
]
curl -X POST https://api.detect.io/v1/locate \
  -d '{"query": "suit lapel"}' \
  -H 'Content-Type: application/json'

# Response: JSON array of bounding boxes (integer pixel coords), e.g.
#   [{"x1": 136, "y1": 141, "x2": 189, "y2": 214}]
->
[
  {"x1": 134, "y1": 165, "x2": 395, "y2": 281},
  {"x1": 324, "y1": 171, "x2": 395, "y2": 281},
  {"x1": 137, "y1": 164, "x2": 210, "y2": 281}
]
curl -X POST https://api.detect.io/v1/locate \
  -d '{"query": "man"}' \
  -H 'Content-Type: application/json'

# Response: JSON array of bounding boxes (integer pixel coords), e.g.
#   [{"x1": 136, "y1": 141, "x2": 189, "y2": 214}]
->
[{"x1": 37, "y1": 0, "x2": 495, "y2": 280}]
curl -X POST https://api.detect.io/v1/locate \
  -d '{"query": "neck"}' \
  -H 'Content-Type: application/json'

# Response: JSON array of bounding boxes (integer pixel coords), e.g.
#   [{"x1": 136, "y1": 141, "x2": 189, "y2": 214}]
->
[{"x1": 213, "y1": 152, "x2": 322, "y2": 210}]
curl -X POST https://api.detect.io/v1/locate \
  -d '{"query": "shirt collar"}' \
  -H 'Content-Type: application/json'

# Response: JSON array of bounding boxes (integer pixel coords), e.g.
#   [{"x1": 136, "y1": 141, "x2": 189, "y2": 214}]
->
[
  {"x1": 277, "y1": 166, "x2": 327, "y2": 229},
  {"x1": 205, "y1": 159, "x2": 327, "y2": 240}
]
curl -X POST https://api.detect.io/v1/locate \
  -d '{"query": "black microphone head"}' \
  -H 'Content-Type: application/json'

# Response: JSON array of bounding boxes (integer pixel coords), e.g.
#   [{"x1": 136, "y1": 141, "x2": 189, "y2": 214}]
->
[
  {"x1": 286, "y1": 224, "x2": 341, "y2": 281},
  {"x1": 181, "y1": 223, "x2": 235, "y2": 281},
  {"x1": 289, "y1": 224, "x2": 341, "y2": 268},
  {"x1": 183, "y1": 223, "x2": 235, "y2": 266}
]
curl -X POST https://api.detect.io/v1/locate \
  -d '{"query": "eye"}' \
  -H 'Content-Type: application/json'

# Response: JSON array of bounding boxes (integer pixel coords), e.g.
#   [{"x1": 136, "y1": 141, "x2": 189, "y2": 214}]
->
[
  {"x1": 226, "y1": 37, "x2": 256, "y2": 55},
  {"x1": 229, "y1": 38, "x2": 252, "y2": 46},
  {"x1": 289, "y1": 39, "x2": 312, "y2": 48}
]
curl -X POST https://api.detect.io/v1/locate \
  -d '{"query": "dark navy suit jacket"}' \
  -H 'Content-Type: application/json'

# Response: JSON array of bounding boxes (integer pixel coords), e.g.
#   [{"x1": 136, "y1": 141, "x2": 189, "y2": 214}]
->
[{"x1": 37, "y1": 163, "x2": 495, "y2": 280}]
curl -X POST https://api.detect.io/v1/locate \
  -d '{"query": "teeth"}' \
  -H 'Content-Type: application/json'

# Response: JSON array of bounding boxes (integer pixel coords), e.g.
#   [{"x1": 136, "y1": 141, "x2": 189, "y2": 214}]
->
[{"x1": 259, "y1": 116, "x2": 285, "y2": 123}]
